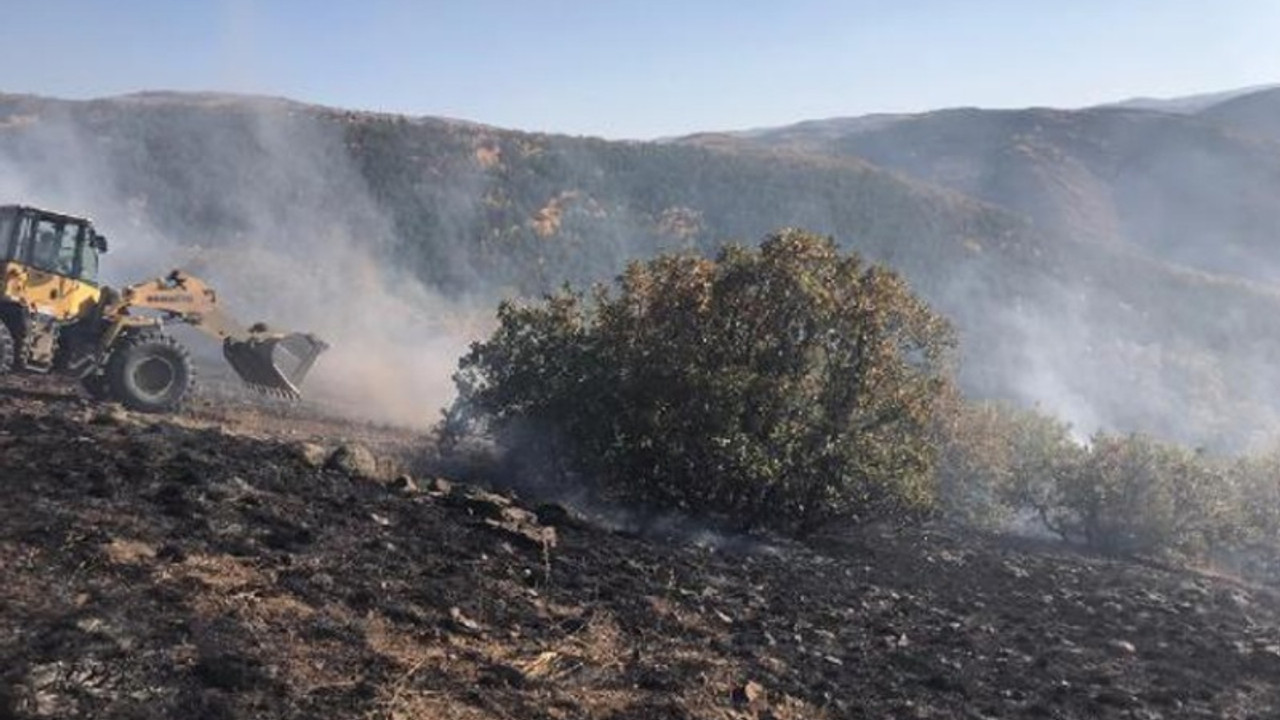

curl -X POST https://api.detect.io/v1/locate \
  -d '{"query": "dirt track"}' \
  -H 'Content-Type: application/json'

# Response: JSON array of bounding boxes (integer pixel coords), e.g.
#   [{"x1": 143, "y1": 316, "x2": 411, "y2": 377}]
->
[{"x1": 2, "y1": 375, "x2": 1279, "y2": 719}]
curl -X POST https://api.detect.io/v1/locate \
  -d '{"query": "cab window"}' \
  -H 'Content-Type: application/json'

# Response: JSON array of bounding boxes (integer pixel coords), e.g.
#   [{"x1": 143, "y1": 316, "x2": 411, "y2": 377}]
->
[
  {"x1": 0, "y1": 211, "x2": 14, "y2": 261},
  {"x1": 30, "y1": 219, "x2": 80, "y2": 276},
  {"x1": 78, "y1": 238, "x2": 100, "y2": 284},
  {"x1": 7, "y1": 214, "x2": 32, "y2": 262}
]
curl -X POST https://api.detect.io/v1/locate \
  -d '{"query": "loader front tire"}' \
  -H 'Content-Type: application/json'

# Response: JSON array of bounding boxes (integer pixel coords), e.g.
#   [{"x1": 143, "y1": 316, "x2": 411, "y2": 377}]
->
[
  {"x1": 0, "y1": 321, "x2": 13, "y2": 374},
  {"x1": 105, "y1": 333, "x2": 194, "y2": 413}
]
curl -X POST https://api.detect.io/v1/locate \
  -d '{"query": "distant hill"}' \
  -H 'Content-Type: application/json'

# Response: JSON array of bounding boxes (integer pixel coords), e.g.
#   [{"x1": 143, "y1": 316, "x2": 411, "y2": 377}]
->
[
  {"x1": 3, "y1": 91, "x2": 1280, "y2": 448},
  {"x1": 688, "y1": 96, "x2": 1280, "y2": 286},
  {"x1": 1101, "y1": 84, "x2": 1279, "y2": 114},
  {"x1": 1200, "y1": 87, "x2": 1280, "y2": 143}
]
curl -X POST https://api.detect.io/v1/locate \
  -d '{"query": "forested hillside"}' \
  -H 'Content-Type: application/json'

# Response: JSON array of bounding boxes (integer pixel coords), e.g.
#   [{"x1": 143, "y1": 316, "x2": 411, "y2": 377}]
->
[
  {"x1": 693, "y1": 92, "x2": 1280, "y2": 285},
  {"x1": 3, "y1": 91, "x2": 1280, "y2": 447}
]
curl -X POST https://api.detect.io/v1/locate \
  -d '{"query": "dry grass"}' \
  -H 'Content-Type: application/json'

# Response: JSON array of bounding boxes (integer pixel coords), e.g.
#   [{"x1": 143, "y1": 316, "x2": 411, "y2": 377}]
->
[
  {"x1": 174, "y1": 552, "x2": 269, "y2": 593},
  {"x1": 102, "y1": 538, "x2": 156, "y2": 565}
]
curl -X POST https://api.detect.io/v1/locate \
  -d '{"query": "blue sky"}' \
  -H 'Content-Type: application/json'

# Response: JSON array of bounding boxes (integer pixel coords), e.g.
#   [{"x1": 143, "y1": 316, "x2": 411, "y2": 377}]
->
[{"x1": 1, "y1": 0, "x2": 1276, "y2": 139}]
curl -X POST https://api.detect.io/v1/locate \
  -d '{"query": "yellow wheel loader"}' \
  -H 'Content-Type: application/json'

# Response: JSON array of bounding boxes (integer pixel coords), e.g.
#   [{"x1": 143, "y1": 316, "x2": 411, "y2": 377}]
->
[{"x1": 0, "y1": 204, "x2": 327, "y2": 412}]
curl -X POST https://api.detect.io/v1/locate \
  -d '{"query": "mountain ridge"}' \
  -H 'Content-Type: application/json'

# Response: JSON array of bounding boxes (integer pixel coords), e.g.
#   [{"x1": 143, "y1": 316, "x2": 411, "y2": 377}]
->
[{"x1": 682, "y1": 88, "x2": 1280, "y2": 285}]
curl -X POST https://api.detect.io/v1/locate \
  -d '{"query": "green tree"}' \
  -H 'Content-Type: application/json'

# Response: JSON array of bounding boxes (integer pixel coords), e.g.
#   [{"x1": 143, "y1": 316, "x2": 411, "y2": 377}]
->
[{"x1": 446, "y1": 229, "x2": 957, "y2": 534}]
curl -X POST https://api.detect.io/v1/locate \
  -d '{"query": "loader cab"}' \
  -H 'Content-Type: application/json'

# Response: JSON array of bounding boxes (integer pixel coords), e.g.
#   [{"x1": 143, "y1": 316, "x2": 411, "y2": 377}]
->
[
  {"x1": 0, "y1": 205, "x2": 107, "y2": 322},
  {"x1": 0, "y1": 205, "x2": 106, "y2": 286}
]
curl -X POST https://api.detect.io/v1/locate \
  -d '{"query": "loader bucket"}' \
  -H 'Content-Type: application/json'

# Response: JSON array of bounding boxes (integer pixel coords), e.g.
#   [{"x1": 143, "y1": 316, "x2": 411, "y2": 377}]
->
[{"x1": 223, "y1": 332, "x2": 329, "y2": 398}]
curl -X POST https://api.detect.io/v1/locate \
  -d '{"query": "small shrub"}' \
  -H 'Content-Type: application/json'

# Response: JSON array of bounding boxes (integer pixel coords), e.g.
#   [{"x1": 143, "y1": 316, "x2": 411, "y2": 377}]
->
[
  {"x1": 1231, "y1": 447, "x2": 1280, "y2": 544},
  {"x1": 1044, "y1": 433, "x2": 1235, "y2": 558},
  {"x1": 937, "y1": 404, "x2": 1256, "y2": 563},
  {"x1": 935, "y1": 401, "x2": 1081, "y2": 530}
]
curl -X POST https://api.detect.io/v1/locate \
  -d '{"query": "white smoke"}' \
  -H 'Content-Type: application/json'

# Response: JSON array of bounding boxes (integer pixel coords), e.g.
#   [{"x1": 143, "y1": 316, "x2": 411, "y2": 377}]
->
[{"x1": 0, "y1": 93, "x2": 488, "y2": 427}]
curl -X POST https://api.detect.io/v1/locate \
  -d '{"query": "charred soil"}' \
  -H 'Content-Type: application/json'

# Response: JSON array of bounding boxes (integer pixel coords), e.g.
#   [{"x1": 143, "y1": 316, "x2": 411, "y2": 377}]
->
[{"x1": 1, "y1": 376, "x2": 1279, "y2": 719}]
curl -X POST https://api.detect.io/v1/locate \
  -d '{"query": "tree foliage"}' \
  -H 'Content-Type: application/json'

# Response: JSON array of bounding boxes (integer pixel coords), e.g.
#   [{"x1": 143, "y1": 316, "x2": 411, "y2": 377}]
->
[
  {"x1": 934, "y1": 400, "x2": 1082, "y2": 530},
  {"x1": 938, "y1": 404, "x2": 1261, "y2": 563},
  {"x1": 1041, "y1": 434, "x2": 1235, "y2": 557},
  {"x1": 447, "y1": 229, "x2": 957, "y2": 533}
]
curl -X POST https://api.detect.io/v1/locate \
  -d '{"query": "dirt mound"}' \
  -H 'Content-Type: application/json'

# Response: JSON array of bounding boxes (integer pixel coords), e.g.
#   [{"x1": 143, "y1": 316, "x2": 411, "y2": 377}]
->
[{"x1": 2, "y1": 376, "x2": 1279, "y2": 718}]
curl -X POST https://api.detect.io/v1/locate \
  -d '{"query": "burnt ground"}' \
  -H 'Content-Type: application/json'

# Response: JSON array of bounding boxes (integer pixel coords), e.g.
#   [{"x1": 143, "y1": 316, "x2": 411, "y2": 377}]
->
[{"x1": 2, "y1": 375, "x2": 1280, "y2": 719}]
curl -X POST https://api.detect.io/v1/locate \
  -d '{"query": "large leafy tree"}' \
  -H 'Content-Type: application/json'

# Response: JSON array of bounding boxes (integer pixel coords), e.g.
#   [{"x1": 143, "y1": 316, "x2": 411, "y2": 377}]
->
[{"x1": 447, "y1": 229, "x2": 957, "y2": 533}]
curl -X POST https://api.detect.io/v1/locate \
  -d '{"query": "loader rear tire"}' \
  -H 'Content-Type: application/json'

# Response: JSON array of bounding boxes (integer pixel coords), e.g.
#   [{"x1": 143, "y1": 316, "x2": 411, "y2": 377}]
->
[
  {"x1": 105, "y1": 333, "x2": 194, "y2": 413},
  {"x1": 0, "y1": 321, "x2": 13, "y2": 374}
]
